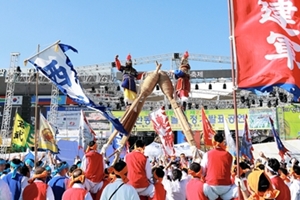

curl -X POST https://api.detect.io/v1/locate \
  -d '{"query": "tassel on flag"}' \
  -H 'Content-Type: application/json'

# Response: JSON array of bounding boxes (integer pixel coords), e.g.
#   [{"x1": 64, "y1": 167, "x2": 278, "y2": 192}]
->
[
  {"x1": 269, "y1": 117, "x2": 291, "y2": 159},
  {"x1": 201, "y1": 107, "x2": 215, "y2": 146},
  {"x1": 240, "y1": 115, "x2": 254, "y2": 163},
  {"x1": 79, "y1": 110, "x2": 96, "y2": 150}
]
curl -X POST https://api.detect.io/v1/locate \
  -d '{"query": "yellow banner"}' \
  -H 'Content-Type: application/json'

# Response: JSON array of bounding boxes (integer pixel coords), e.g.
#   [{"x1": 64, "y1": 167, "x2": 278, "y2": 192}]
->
[
  {"x1": 112, "y1": 109, "x2": 249, "y2": 131},
  {"x1": 11, "y1": 113, "x2": 33, "y2": 150},
  {"x1": 39, "y1": 114, "x2": 59, "y2": 153}
]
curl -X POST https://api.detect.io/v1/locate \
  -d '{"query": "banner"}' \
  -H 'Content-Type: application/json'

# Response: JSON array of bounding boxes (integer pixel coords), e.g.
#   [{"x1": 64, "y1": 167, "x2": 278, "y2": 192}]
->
[
  {"x1": 26, "y1": 42, "x2": 127, "y2": 135},
  {"x1": 233, "y1": 0, "x2": 300, "y2": 100},
  {"x1": 11, "y1": 113, "x2": 34, "y2": 152},
  {"x1": 39, "y1": 114, "x2": 59, "y2": 153},
  {"x1": 149, "y1": 107, "x2": 175, "y2": 156},
  {"x1": 113, "y1": 109, "x2": 250, "y2": 131},
  {"x1": 79, "y1": 110, "x2": 96, "y2": 150},
  {"x1": 248, "y1": 108, "x2": 277, "y2": 129},
  {"x1": 282, "y1": 105, "x2": 300, "y2": 139}
]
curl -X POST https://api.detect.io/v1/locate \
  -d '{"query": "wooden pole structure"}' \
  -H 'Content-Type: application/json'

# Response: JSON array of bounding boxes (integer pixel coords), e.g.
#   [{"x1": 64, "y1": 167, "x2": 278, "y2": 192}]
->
[
  {"x1": 34, "y1": 45, "x2": 40, "y2": 167},
  {"x1": 227, "y1": 0, "x2": 241, "y2": 199}
]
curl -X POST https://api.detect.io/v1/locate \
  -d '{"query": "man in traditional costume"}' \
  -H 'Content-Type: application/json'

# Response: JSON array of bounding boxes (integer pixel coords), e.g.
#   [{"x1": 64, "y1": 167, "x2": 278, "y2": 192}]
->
[
  {"x1": 23, "y1": 167, "x2": 55, "y2": 200},
  {"x1": 81, "y1": 140, "x2": 105, "y2": 198},
  {"x1": 115, "y1": 54, "x2": 143, "y2": 106},
  {"x1": 201, "y1": 133, "x2": 238, "y2": 200},
  {"x1": 48, "y1": 161, "x2": 69, "y2": 200},
  {"x1": 2, "y1": 158, "x2": 29, "y2": 200},
  {"x1": 100, "y1": 160, "x2": 139, "y2": 200},
  {"x1": 186, "y1": 162, "x2": 207, "y2": 200},
  {"x1": 62, "y1": 168, "x2": 93, "y2": 200},
  {"x1": 174, "y1": 51, "x2": 191, "y2": 110},
  {"x1": 151, "y1": 167, "x2": 166, "y2": 200},
  {"x1": 265, "y1": 158, "x2": 291, "y2": 200},
  {"x1": 125, "y1": 139, "x2": 155, "y2": 198}
]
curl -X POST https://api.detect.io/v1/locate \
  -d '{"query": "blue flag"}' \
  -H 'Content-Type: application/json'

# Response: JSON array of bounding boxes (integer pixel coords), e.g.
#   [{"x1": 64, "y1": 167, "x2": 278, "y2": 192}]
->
[
  {"x1": 26, "y1": 42, "x2": 127, "y2": 135},
  {"x1": 240, "y1": 114, "x2": 254, "y2": 162},
  {"x1": 269, "y1": 117, "x2": 290, "y2": 159}
]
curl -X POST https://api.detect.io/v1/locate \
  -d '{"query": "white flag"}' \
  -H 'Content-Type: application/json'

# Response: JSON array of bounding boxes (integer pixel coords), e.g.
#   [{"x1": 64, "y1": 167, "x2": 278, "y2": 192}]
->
[
  {"x1": 149, "y1": 107, "x2": 175, "y2": 156},
  {"x1": 223, "y1": 118, "x2": 236, "y2": 156},
  {"x1": 25, "y1": 42, "x2": 127, "y2": 135},
  {"x1": 79, "y1": 110, "x2": 96, "y2": 150}
]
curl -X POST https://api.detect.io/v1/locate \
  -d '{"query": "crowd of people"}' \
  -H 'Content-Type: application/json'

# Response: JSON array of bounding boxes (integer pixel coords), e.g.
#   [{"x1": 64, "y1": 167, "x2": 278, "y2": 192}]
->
[{"x1": 0, "y1": 133, "x2": 299, "y2": 200}]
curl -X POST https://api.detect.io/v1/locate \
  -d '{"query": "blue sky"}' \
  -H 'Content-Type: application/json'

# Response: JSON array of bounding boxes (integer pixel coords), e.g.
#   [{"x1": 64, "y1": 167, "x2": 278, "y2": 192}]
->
[{"x1": 0, "y1": 1, "x2": 232, "y2": 71}]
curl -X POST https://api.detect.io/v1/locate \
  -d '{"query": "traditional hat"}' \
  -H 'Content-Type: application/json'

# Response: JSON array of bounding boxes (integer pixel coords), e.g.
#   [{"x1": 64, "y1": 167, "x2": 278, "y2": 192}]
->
[
  {"x1": 180, "y1": 51, "x2": 190, "y2": 70},
  {"x1": 126, "y1": 54, "x2": 132, "y2": 66}
]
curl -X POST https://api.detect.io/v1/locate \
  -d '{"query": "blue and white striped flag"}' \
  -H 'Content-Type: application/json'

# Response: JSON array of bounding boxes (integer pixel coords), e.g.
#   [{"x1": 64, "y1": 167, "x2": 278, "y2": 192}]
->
[{"x1": 25, "y1": 42, "x2": 127, "y2": 135}]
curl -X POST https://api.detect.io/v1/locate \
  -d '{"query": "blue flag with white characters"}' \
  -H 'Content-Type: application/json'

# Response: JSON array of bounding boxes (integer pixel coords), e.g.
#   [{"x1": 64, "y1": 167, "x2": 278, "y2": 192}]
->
[{"x1": 26, "y1": 42, "x2": 127, "y2": 135}]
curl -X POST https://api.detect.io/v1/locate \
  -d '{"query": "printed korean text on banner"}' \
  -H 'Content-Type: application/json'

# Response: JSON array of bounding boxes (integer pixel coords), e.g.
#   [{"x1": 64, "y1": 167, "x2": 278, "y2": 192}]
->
[
  {"x1": 25, "y1": 42, "x2": 127, "y2": 135},
  {"x1": 233, "y1": 0, "x2": 300, "y2": 100},
  {"x1": 269, "y1": 117, "x2": 290, "y2": 159},
  {"x1": 39, "y1": 113, "x2": 59, "y2": 153},
  {"x1": 201, "y1": 108, "x2": 215, "y2": 146},
  {"x1": 223, "y1": 117, "x2": 236, "y2": 156},
  {"x1": 79, "y1": 110, "x2": 96, "y2": 150},
  {"x1": 240, "y1": 115, "x2": 254, "y2": 162},
  {"x1": 11, "y1": 113, "x2": 34, "y2": 152},
  {"x1": 149, "y1": 106, "x2": 175, "y2": 156}
]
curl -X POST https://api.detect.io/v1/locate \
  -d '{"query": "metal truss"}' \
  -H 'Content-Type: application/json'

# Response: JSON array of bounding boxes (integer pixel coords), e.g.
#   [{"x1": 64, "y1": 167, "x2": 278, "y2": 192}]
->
[{"x1": 0, "y1": 53, "x2": 20, "y2": 156}]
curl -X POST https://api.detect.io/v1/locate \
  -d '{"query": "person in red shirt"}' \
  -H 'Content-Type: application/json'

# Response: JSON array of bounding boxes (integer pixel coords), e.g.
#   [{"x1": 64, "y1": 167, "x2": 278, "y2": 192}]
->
[
  {"x1": 23, "y1": 167, "x2": 55, "y2": 200},
  {"x1": 62, "y1": 168, "x2": 93, "y2": 200},
  {"x1": 186, "y1": 162, "x2": 207, "y2": 200},
  {"x1": 201, "y1": 133, "x2": 238, "y2": 200},
  {"x1": 125, "y1": 140, "x2": 155, "y2": 198},
  {"x1": 81, "y1": 141, "x2": 105, "y2": 197},
  {"x1": 151, "y1": 167, "x2": 166, "y2": 200},
  {"x1": 265, "y1": 158, "x2": 291, "y2": 200}
]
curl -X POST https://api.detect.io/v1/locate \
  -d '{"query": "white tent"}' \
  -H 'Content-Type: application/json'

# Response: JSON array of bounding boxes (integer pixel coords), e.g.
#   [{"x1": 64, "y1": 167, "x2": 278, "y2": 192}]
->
[
  {"x1": 252, "y1": 140, "x2": 300, "y2": 164},
  {"x1": 144, "y1": 142, "x2": 163, "y2": 158}
]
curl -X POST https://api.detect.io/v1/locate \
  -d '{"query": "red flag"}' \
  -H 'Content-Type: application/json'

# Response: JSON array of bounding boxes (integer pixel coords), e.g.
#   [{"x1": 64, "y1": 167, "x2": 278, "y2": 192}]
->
[
  {"x1": 201, "y1": 108, "x2": 215, "y2": 146},
  {"x1": 233, "y1": 0, "x2": 300, "y2": 99},
  {"x1": 149, "y1": 106, "x2": 175, "y2": 156}
]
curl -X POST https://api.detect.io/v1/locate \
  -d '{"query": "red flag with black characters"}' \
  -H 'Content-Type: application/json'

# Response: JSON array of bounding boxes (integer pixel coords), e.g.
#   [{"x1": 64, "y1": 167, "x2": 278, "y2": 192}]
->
[
  {"x1": 233, "y1": 0, "x2": 300, "y2": 100},
  {"x1": 201, "y1": 108, "x2": 215, "y2": 146}
]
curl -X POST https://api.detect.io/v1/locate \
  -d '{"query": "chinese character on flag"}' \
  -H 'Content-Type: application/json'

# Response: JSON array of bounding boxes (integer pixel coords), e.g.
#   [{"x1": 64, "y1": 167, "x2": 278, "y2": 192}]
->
[
  {"x1": 201, "y1": 108, "x2": 215, "y2": 146},
  {"x1": 149, "y1": 107, "x2": 175, "y2": 156},
  {"x1": 233, "y1": 0, "x2": 300, "y2": 100}
]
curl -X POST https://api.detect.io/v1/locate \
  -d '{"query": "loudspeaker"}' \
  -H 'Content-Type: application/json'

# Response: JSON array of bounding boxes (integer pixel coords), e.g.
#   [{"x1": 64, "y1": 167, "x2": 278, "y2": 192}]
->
[{"x1": 21, "y1": 96, "x2": 32, "y2": 124}]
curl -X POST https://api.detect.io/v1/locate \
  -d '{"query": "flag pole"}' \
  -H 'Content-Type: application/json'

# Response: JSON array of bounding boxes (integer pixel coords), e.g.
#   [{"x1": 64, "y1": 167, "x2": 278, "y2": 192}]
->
[
  {"x1": 227, "y1": 0, "x2": 241, "y2": 198},
  {"x1": 34, "y1": 45, "x2": 40, "y2": 167},
  {"x1": 24, "y1": 40, "x2": 60, "y2": 64}
]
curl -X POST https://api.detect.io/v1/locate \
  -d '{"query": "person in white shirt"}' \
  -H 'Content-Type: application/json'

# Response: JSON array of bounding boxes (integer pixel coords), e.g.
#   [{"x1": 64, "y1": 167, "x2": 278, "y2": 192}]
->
[
  {"x1": 0, "y1": 178, "x2": 12, "y2": 200},
  {"x1": 289, "y1": 164, "x2": 300, "y2": 200},
  {"x1": 22, "y1": 166, "x2": 55, "y2": 200},
  {"x1": 100, "y1": 160, "x2": 139, "y2": 200},
  {"x1": 163, "y1": 168, "x2": 188, "y2": 200},
  {"x1": 62, "y1": 168, "x2": 93, "y2": 200}
]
